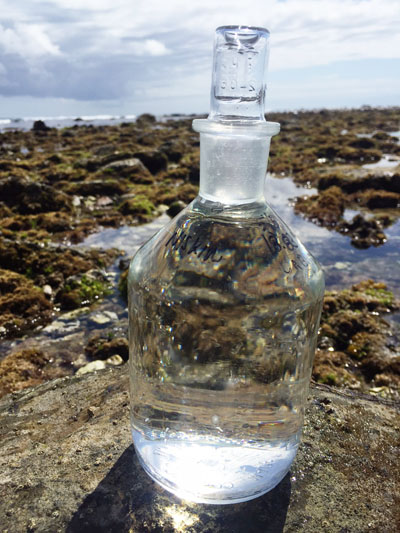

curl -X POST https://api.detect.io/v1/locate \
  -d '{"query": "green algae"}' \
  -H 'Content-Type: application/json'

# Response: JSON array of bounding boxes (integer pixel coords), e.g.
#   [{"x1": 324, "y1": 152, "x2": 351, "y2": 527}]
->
[
  {"x1": 363, "y1": 286, "x2": 394, "y2": 307},
  {"x1": 60, "y1": 274, "x2": 112, "y2": 310},
  {"x1": 118, "y1": 195, "x2": 155, "y2": 217}
]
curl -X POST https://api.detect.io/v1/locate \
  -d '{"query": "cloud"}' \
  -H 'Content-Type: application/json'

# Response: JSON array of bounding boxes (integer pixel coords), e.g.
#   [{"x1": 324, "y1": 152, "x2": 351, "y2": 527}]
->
[
  {"x1": 0, "y1": 0, "x2": 398, "y2": 108},
  {"x1": 0, "y1": 23, "x2": 61, "y2": 58},
  {"x1": 126, "y1": 39, "x2": 170, "y2": 57}
]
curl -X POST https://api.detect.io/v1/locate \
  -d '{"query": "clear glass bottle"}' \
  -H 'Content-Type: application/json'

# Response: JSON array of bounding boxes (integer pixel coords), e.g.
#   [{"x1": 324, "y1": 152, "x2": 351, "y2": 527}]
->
[{"x1": 128, "y1": 25, "x2": 324, "y2": 504}]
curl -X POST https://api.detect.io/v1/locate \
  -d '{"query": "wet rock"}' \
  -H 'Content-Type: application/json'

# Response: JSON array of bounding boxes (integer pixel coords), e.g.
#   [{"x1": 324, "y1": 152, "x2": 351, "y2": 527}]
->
[
  {"x1": 373, "y1": 131, "x2": 393, "y2": 141},
  {"x1": 296, "y1": 170, "x2": 399, "y2": 247},
  {"x1": 85, "y1": 334, "x2": 129, "y2": 361},
  {"x1": 337, "y1": 145, "x2": 382, "y2": 163},
  {"x1": 0, "y1": 237, "x2": 116, "y2": 332},
  {"x1": 318, "y1": 172, "x2": 400, "y2": 195},
  {"x1": 349, "y1": 136, "x2": 377, "y2": 149},
  {"x1": 159, "y1": 139, "x2": 187, "y2": 162},
  {"x1": 294, "y1": 186, "x2": 344, "y2": 226},
  {"x1": 0, "y1": 238, "x2": 115, "y2": 293},
  {"x1": 337, "y1": 215, "x2": 386, "y2": 249},
  {"x1": 0, "y1": 175, "x2": 71, "y2": 214},
  {"x1": 364, "y1": 190, "x2": 399, "y2": 209},
  {"x1": 47, "y1": 153, "x2": 64, "y2": 165},
  {"x1": 187, "y1": 159, "x2": 200, "y2": 184},
  {"x1": 0, "y1": 367, "x2": 398, "y2": 532},
  {"x1": 118, "y1": 256, "x2": 131, "y2": 272},
  {"x1": 323, "y1": 279, "x2": 398, "y2": 315},
  {"x1": 157, "y1": 182, "x2": 198, "y2": 206},
  {"x1": 167, "y1": 200, "x2": 186, "y2": 217},
  {"x1": 0, "y1": 204, "x2": 12, "y2": 218},
  {"x1": 101, "y1": 157, "x2": 153, "y2": 182},
  {"x1": 0, "y1": 108, "x2": 399, "y2": 401},
  {"x1": 32, "y1": 120, "x2": 50, "y2": 132},
  {"x1": 56, "y1": 270, "x2": 112, "y2": 311},
  {"x1": 135, "y1": 113, "x2": 156, "y2": 127},
  {"x1": 93, "y1": 144, "x2": 116, "y2": 157},
  {"x1": 133, "y1": 150, "x2": 168, "y2": 174},
  {"x1": 118, "y1": 268, "x2": 128, "y2": 300},
  {"x1": 314, "y1": 280, "x2": 400, "y2": 398},
  {"x1": 118, "y1": 195, "x2": 156, "y2": 218},
  {"x1": 0, "y1": 269, "x2": 53, "y2": 338},
  {"x1": 0, "y1": 116, "x2": 201, "y2": 244},
  {"x1": 1, "y1": 212, "x2": 73, "y2": 235},
  {"x1": 67, "y1": 179, "x2": 127, "y2": 197}
]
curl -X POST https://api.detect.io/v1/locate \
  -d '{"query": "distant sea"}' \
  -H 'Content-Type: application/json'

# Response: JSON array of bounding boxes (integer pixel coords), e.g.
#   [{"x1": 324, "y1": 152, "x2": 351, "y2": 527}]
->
[
  {"x1": 0, "y1": 113, "x2": 200, "y2": 133},
  {"x1": 0, "y1": 114, "x2": 138, "y2": 132}
]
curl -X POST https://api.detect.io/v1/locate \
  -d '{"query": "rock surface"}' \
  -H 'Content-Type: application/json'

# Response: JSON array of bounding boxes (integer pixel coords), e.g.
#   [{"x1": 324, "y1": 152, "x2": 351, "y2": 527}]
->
[{"x1": 0, "y1": 366, "x2": 398, "y2": 532}]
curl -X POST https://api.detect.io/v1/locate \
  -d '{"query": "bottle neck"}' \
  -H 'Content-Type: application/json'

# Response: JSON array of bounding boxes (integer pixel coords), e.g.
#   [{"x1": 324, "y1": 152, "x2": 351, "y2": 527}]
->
[{"x1": 192, "y1": 119, "x2": 280, "y2": 205}]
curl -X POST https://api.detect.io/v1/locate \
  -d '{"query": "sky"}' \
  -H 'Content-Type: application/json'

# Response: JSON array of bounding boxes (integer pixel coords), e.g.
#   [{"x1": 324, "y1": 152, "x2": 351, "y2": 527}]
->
[{"x1": 0, "y1": 0, "x2": 399, "y2": 118}]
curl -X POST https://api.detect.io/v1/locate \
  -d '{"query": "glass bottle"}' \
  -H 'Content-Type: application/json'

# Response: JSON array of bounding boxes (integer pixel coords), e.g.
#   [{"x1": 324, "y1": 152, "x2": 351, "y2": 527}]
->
[{"x1": 128, "y1": 25, "x2": 325, "y2": 504}]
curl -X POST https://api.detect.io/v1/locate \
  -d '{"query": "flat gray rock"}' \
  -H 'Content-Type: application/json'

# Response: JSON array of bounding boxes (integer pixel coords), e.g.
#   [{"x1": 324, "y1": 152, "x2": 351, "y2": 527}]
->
[{"x1": 0, "y1": 366, "x2": 398, "y2": 532}]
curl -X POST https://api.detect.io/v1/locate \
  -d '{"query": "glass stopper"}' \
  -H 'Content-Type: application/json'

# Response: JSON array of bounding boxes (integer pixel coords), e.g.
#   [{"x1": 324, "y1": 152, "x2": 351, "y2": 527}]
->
[{"x1": 209, "y1": 25, "x2": 270, "y2": 122}]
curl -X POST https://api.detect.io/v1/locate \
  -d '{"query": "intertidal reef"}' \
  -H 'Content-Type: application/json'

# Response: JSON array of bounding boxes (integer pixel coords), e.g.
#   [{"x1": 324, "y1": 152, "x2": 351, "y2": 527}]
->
[{"x1": 0, "y1": 107, "x2": 399, "y2": 400}]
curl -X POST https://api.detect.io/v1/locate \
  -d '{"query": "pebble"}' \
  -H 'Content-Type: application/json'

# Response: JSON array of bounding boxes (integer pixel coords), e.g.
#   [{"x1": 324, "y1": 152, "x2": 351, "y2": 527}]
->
[
  {"x1": 43, "y1": 320, "x2": 80, "y2": 334},
  {"x1": 106, "y1": 354, "x2": 124, "y2": 366},
  {"x1": 43, "y1": 284, "x2": 52, "y2": 297},
  {"x1": 61, "y1": 307, "x2": 90, "y2": 320},
  {"x1": 87, "y1": 406, "x2": 98, "y2": 418},
  {"x1": 72, "y1": 195, "x2": 81, "y2": 207},
  {"x1": 76, "y1": 360, "x2": 106, "y2": 376},
  {"x1": 89, "y1": 310, "x2": 118, "y2": 325},
  {"x1": 334, "y1": 261, "x2": 350, "y2": 270}
]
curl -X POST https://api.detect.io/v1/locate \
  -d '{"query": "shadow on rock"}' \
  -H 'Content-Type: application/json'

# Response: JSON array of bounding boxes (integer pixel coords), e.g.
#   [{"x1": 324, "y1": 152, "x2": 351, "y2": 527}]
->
[{"x1": 67, "y1": 445, "x2": 291, "y2": 533}]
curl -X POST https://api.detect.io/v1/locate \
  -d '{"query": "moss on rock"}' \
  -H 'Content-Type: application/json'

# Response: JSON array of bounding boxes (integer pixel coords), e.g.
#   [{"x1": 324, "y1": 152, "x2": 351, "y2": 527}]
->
[
  {"x1": 56, "y1": 272, "x2": 112, "y2": 310},
  {"x1": 314, "y1": 280, "x2": 400, "y2": 398},
  {"x1": 0, "y1": 269, "x2": 53, "y2": 338},
  {"x1": 118, "y1": 195, "x2": 155, "y2": 217}
]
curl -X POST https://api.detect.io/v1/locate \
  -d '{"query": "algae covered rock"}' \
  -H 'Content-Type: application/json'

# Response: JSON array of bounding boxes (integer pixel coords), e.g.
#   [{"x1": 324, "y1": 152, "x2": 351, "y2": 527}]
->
[
  {"x1": 294, "y1": 186, "x2": 345, "y2": 226},
  {"x1": 313, "y1": 280, "x2": 400, "y2": 398},
  {"x1": 134, "y1": 149, "x2": 168, "y2": 174},
  {"x1": 85, "y1": 333, "x2": 129, "y2": 361},
  {"x1": 0, "y1": 347, "x2": 68, "y2": 397},
  {"x1": 32, "y1": 119, "x2": 50, "y2": 132},
  {"x1": 0, "y1": 238, "x2": 117, "y2": 338},
  {"x1": 135, "y1": 113, "x2": 156, "y2": 127},
  {"x1": 0, "y1": 269, "x2": 53, "y2": 338},
  {"x1": 0, "y1": 175, "x2": 71, "y2": 214},
  {"x1": 55, "y1": 270, "x2": 112, "y2": 310},
  {"x1": 118, "y1": 195, "x2": 156, "y2": 218}
]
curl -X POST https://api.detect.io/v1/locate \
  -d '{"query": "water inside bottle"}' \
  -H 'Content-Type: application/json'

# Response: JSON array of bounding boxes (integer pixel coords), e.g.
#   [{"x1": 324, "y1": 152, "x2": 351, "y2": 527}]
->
[{"x1": 129, "y1": 206, "x2": 322, "y2": 503}]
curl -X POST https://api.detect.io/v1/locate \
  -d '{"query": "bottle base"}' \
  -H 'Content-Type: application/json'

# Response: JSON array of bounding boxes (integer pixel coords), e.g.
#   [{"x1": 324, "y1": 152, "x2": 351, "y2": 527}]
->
[{"x1": 132, "y1": 429, "x2": 298, "y2": 505}]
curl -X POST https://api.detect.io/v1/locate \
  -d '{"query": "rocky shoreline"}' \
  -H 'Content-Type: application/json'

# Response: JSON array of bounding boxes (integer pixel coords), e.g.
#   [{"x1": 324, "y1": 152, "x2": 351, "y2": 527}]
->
[{"x1": 0, "y1": 107, "x2": 399, "y2": 400}]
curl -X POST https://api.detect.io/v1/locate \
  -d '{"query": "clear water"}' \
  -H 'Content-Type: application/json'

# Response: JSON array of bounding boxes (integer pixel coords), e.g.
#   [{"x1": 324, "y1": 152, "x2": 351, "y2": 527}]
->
[
  {"x1": 128, "y1": 198, "x2": 324, "y2": 502},
  {"x1": 363, "y1": 154, "x2": 400, "y2": 169},
  {"x1": 133, "y1": 428, "x2": 299, "y2": 504},
  {"x1": 131, "y1": 355, "x2": 307, "y2": 503}
]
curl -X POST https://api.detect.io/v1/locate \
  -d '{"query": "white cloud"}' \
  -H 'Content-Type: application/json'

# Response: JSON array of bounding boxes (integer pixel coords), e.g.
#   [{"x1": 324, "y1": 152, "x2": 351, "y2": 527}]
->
[
  {"x1": 0, "y1": 0, "x2": 398, "y2": 109},
  {"x1": 0, "y1": 23, "x2": 61, "y2": 58},
  {"x1": 128, "y1": 39, "x2": 170, "y2": 56}
]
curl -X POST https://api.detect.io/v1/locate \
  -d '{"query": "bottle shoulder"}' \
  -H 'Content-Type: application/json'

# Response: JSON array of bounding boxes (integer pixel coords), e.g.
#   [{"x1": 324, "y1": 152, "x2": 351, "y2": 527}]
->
[{"x1": 129, "y1": 200, "x2": 324, "y2": 303}]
